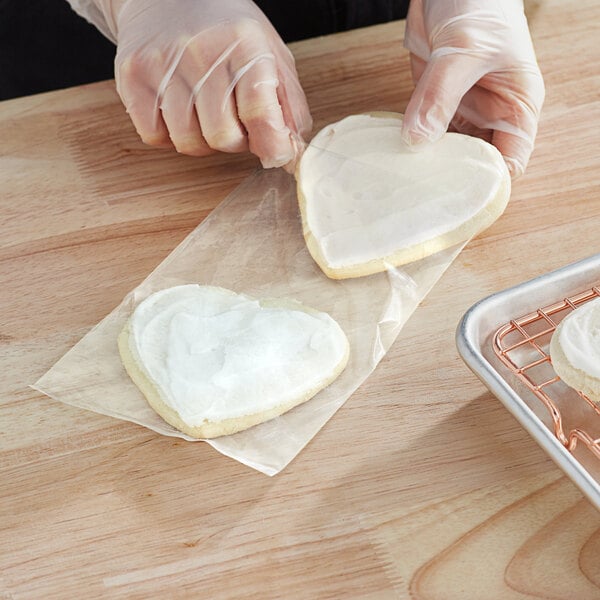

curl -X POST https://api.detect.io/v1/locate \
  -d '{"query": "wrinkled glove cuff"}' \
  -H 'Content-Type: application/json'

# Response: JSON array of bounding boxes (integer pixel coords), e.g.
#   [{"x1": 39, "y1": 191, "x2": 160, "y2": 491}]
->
[{"x1": 65, "y1": 0, "x2": 121, "y2": 44}]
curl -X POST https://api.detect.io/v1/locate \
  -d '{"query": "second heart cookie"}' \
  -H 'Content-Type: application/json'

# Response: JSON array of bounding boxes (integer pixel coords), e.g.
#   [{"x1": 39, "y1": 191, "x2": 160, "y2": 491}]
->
[{"x1": 296, "y1": 112, "x2": 511, "y2": 279}]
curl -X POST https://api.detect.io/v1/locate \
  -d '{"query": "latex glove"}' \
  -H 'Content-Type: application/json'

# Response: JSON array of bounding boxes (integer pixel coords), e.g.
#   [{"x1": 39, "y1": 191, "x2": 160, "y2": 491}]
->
[
  {"x1": 72, "y1": 0, "x2": 312, "y2": 168},
  {"x1": 402, "y1": 0, "x2": 545, "y2": 178}
]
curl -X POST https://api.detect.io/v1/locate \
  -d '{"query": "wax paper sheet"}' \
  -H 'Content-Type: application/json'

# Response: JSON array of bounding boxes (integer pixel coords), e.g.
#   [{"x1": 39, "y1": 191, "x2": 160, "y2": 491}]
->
[{"x1": 33, "y1": 168, "x2": 465, "y2": 475}]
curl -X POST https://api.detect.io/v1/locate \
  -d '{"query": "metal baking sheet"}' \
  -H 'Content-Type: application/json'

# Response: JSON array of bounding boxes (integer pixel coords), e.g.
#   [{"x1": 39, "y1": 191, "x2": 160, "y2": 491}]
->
[{"x1": 456, "y1": 253, "x2": 600, "y2": 511}]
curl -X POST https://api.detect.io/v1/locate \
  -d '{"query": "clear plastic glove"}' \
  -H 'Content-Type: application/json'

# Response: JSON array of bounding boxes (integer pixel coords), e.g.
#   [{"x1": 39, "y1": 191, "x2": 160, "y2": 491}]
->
[
  {"x1": 72, "y1": 0, "x2": 312, "y2": 169},
  {"x1": 402, "y1": 0, "x2": 545, "y2": 178}
]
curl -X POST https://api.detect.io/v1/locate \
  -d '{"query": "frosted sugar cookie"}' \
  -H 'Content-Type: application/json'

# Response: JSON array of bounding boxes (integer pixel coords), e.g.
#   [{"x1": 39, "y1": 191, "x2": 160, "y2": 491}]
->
[
  {"x1": 118, "y1": 285, "x2": 349, "y2": 438},
  {"x1": 296, "y1": 112, "x2": 511, "y2": 279}
]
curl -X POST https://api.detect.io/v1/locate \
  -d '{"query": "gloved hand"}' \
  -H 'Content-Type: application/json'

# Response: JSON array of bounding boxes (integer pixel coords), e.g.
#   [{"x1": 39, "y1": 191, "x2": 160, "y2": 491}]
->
[
  {"x1": 402, "y1": 0, "x2": 545, "y2": 178},
  {"x1": 71, "y1": 0, "x2": 312, "y2": 168}
]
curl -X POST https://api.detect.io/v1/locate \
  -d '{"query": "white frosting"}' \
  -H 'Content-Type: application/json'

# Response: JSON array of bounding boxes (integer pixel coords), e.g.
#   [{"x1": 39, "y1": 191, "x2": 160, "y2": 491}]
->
[
  {"x1": 556, "y1": 297, "x2": 600, "y2": 379},
  {"x1": 297, "y1": 114, "x2": 507, "y2": 268},
  {"x1": 129, "y1": 285, "x2": 348, "y2": 425}
]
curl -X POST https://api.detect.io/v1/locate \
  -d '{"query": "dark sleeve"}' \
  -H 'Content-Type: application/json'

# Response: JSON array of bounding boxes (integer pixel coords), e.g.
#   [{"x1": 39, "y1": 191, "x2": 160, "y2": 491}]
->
[
  {"x1": 0, "y1": 0, "x2": 115, "y2": 100},
  {"x1": 0, "y1": 0, "x2": 409, "y2": 100},
  {"x1": 256, "y1": 0, "x2": 409, "y2": 42}
]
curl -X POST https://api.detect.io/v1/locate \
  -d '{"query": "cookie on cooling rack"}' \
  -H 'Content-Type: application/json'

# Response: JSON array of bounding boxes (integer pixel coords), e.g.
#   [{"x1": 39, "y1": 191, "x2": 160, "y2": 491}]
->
[{"x1": 550, "y1": 296, "x2": 600, "y2": 404}]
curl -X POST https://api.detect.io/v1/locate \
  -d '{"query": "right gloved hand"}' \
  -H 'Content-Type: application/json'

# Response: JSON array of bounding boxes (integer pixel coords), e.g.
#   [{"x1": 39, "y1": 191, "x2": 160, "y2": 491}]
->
[
  {"x1": 70, "y1": 0, "x2": 312, "y2": 168},
  {"x1": 402, "y1": 0, "x2": 545, "y2": 178}
]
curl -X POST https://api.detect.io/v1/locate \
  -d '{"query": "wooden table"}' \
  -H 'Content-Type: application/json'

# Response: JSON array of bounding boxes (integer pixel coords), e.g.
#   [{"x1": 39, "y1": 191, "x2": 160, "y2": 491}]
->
[{"x1": 2, "y1": 1, "x2": 600, "y2": 597}]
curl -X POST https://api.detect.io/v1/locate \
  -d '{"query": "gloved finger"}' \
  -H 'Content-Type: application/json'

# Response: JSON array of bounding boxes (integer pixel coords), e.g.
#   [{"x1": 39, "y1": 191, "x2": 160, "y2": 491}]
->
[
  {"x1": 401, "y1": 53, "x2": 486, "y2": 146},
  {"x1": 408, "y1": 53, "x2": 426, "y2": 83},
  {"x1": 277, "y1": 80, "x2": 311, "y2": 173},
  {"x1": 450, "y1": 112, "x2": 493, "y2": 143},
  {"x1": 235, "y1": 55, "x2": 296, "y2": 169},
  {"x1": 159, "y1": 77, "x2": 213, "y2": 156},
  {"x1": 195, "y1": 91, "x2": 249, "y2": 155},
  {"x1": 116, "y1": 53, "x2": 173, "y2": 148},
  {"x1": 276, "y1": 65, "x2": 312, "y2": 168},
  {"x1": 492, "y1": 90, "x2": 542, "y2": 178},
  {"x1": 184, "y1": 45, "x2": 248, "y2": 154},
  {"x1": 492, "y1": 130, "x2": 534, "y2": 179},
  {"x1": 403, "y1": 0, "x2": 428, "y2": 62},
  {"x1": 276, "y1": 52, "x2": 313, "y2": 139},
  {"x1": 455, "y1": 82, "x2": 541, "y2": 178}
]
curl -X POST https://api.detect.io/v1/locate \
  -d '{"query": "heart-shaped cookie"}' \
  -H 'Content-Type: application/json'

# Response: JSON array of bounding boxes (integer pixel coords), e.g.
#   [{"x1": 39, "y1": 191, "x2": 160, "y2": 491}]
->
[
  {"x1": 296, "y1": 113, "x2": 511, "y2": 279},
  {"x1": 118, "y1": 285, "x2": 349, "y2": 438}
]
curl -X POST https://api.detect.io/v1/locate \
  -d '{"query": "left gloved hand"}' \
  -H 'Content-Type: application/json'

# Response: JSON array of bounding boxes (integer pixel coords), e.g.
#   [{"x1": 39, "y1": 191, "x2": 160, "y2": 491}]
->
[
  {"x1": 402, "y1": 0, "x2": 545, "y2": 178},
  {"x1": 67, "y1": 0, "x2": 312, "y2": 169}
]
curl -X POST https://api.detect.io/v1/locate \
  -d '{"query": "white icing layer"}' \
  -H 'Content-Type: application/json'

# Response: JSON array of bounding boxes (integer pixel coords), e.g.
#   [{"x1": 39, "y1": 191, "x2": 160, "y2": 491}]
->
[
  {"x1": 298, "y1": 114, "x2": 507, "y2": 268},
  {"x1": 556, "y1": 297, "x2": 600, "y2": 379},
  {"x1": 129, "y1": 285, "x2": 348, "y2": 425}
]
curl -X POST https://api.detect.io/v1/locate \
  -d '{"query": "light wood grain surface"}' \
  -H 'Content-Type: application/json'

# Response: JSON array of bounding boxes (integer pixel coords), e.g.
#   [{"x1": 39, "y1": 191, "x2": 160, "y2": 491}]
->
[{"x1": 2, "y1": 1, "x2": 600, "y2": 598}]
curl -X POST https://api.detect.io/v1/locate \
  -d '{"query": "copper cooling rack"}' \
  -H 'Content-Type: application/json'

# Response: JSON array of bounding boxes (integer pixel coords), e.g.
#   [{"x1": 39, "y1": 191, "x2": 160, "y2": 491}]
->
[{"x1": 493, "y1": 286, "x2": 600, "y2": 460}]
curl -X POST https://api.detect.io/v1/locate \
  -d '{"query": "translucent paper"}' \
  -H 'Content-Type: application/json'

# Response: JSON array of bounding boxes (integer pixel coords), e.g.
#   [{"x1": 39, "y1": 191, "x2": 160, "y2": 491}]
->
[{"x1": 34, "y1": 168, "x2": 464, "y2": 475}]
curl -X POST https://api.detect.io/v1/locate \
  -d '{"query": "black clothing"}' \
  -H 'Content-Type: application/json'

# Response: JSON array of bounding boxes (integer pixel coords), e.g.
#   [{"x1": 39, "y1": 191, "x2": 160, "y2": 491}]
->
[
  {"x1": 0, "y1": 1, "x2": 116, "y2": 100},
  {"x1": 0, "y1": 0, "x2": 409, "y2": 100},
  {"x1": 257, "y1": 0, "x2": 409, "y2": 41}
]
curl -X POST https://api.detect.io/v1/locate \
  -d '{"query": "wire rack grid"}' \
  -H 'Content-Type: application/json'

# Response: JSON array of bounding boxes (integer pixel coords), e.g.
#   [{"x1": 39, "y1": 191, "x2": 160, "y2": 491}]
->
[{"x1": 493, "y1": 286, "x2": 600, "y2": 460}]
